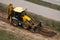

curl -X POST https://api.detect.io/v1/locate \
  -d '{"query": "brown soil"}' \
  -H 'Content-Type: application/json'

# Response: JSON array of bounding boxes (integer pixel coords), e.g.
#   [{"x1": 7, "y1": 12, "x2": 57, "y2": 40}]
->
[{"x1": 0, "y1": 12, "x2": 60, "y2": 40}]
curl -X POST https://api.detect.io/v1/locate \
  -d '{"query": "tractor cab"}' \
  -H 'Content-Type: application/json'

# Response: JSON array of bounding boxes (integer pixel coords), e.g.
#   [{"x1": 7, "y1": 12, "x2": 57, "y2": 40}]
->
[
  {"x1": 13, "y1": 7, "x2": 31, "y2": 21},
  {"x1": 12, "y1": 7, "x2": 27, "y2": 21}
]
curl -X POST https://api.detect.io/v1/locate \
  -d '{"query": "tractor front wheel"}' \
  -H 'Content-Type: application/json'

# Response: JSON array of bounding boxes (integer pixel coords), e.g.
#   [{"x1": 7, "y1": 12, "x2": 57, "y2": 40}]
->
[{"x1": 22, "y1": 22, "x2": 29, "y2": 30}]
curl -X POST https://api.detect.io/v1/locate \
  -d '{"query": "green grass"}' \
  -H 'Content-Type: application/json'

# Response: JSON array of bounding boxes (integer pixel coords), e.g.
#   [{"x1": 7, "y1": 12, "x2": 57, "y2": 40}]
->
[
  {"x1": 0, "y1": 29, "x2": 27, "y2": 40},
  {"x1": 26, "y1": 0, "x2": 60, "y2": 10},
  {"x1": 0, "y1": 30, "x2": 16, "y2": 40},
  {"x1": 0, "y1": 3, "x2": 8, "y2": 13}
]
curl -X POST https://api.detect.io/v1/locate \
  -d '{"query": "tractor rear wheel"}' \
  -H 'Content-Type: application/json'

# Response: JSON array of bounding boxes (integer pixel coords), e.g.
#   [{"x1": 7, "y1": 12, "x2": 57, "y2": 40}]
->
[{"x1": 12, "y1": 20, "x2": 19, "y2": 27}]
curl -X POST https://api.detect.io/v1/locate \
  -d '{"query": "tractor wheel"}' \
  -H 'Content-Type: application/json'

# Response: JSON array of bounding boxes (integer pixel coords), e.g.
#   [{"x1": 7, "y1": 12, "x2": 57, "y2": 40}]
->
[
  {"x1": 12, "y1": 20, "x2": 19, "y2": 27},
  {"x1": 23, "y1": 22, "x2": 28, "y2": 30}
]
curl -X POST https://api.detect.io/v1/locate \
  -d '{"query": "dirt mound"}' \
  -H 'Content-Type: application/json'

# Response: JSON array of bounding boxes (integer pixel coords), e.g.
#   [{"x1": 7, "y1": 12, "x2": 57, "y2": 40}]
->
[{"x1": 36, "y1": 27, "x2": 57, "y2": 37}]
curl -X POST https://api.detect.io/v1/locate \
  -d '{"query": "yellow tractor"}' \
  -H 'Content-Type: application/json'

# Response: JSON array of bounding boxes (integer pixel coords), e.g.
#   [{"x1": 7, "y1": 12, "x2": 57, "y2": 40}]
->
[{"x1": 8, "y1": 4, "x2": 42, "y2": 32}]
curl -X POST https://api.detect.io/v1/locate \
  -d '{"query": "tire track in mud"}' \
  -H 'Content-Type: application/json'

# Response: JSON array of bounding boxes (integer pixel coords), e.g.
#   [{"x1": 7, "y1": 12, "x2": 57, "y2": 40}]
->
[{"x1": 0, "y1": 12, "x2": 59, "y2": 40}]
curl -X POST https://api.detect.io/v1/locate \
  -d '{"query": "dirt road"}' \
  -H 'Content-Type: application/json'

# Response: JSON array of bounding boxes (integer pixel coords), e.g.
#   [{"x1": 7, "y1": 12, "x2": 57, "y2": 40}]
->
[{"x1": 0, "y1": 0, "x2": 60, "y2": 21}]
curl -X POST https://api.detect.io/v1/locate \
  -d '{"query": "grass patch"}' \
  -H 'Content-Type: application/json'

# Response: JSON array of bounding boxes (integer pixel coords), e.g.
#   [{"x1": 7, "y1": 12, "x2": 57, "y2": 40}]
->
[
  {"x1": 0, "y1": 29, "x2": 27, "y2": 40},
  {"x1": 0, "y1": 30, "x2": 16, "y2": 40},
  {"x1": 0, "y1": 3, "x2": 8, "y2": 13},
  {"x1": 26, "y1": 0, "x2": 60, "y2": 10}
]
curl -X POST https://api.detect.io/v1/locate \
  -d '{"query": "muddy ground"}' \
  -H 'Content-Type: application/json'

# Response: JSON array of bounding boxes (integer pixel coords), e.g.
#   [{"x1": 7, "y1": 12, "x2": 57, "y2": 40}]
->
[{"x1": 0, "y1": 12, "x2": 60, "y2": 40}]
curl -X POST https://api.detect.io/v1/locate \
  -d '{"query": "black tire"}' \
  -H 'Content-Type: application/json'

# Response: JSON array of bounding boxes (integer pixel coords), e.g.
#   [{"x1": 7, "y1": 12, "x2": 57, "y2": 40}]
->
[
  {"x1": 22, "y1": 22, "x2": 29, "y2": 30},
  {"x1": 12, "y1": 19, "x2": 19, "y2": 27}
]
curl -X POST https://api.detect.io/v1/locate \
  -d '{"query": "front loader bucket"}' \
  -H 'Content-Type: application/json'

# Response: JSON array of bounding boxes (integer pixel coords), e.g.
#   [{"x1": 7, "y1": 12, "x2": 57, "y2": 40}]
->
[{"x1": 31, "y1": 22, "x2": 42, "y2": 32}]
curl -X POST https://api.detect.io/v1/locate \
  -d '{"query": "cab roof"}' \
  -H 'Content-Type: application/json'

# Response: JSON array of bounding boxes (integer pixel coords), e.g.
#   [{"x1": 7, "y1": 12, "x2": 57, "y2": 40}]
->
[{"x1": 13, "y1": 7, "x2": 26, "y2": 13}]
